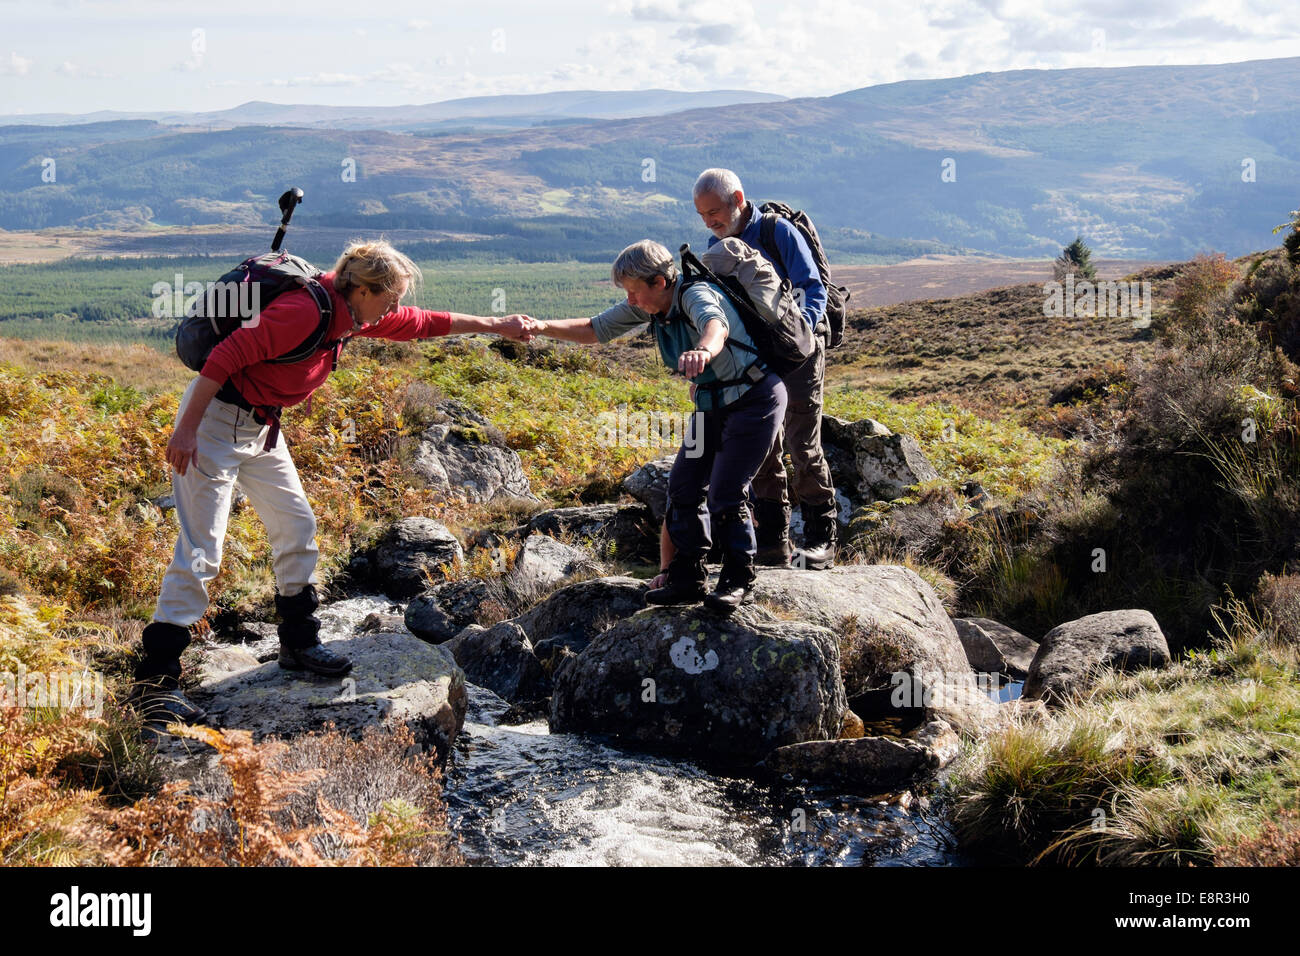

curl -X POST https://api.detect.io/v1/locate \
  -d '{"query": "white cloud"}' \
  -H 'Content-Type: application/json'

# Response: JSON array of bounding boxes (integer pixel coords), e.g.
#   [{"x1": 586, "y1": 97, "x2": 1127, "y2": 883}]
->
[
  {"x1": 0, "y1": 51, "x2": 33, "y2": 75},
  {"x1": 4, "y1": 0, "x2": 1299, "y2": 112}
]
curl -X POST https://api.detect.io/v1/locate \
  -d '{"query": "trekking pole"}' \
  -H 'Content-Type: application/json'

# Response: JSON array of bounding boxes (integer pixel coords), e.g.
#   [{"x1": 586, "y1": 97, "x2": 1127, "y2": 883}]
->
[{"x1": 271, "y1": 187, "x2": 304, "y2": 252}]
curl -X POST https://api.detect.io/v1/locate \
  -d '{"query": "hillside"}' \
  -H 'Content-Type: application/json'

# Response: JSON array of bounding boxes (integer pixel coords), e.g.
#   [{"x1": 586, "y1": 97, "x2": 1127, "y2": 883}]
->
[
  {"x1": 831, "y1": 262, "x2": 1177, "y2": 421},
  {"x1": 1, "y1": 57, "x2": 1296, "y2": 260}
]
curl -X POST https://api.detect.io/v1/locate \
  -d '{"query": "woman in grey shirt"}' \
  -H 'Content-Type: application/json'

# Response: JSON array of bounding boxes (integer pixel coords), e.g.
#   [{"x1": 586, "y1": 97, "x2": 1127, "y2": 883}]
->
[{"x1": 523, "y1": 239, "x2": 787, "y2": 611}]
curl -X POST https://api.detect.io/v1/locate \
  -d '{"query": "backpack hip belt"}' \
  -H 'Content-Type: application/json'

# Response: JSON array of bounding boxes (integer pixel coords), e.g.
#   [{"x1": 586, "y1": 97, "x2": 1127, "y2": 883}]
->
[{"x1": 215, "y1": 381, "x2": 284, "y2": 451}]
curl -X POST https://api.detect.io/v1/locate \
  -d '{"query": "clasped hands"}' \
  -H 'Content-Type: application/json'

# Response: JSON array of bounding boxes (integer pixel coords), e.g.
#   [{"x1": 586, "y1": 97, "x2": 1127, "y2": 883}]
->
[{"x1": 495, "y1": 314, "x2": 542, "y2": 343}]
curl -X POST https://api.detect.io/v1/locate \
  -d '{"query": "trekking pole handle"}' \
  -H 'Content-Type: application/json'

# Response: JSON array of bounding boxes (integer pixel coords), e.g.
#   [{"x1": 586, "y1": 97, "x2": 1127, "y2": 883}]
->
[{"x1": 271, "y1": 187, "x2": 305, "y2": 252}]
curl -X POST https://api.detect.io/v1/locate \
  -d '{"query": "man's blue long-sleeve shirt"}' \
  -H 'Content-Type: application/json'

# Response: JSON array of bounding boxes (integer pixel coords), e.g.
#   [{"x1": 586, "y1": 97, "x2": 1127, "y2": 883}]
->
[{"x1": 707, "y1": 201, "x2": 827, "y2": 330}]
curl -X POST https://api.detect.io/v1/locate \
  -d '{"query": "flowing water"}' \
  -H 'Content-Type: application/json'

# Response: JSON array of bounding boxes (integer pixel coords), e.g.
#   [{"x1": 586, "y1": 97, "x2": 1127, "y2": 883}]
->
[{"x1": 320, "y1": 595, "x2": 977, "y2": 867}]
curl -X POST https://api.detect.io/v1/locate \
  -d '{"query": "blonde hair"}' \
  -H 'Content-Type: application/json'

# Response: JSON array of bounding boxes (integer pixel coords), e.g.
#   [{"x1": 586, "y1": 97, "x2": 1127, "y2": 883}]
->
[{"x1": 332, "y1": 239, "x2": 422, "y2": 300}]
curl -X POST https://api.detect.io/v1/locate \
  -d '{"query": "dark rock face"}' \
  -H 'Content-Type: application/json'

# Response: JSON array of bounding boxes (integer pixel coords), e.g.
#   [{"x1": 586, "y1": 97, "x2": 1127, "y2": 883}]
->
[
  {"x1": 1024, "y1": 609, "x2": 1171, "y2": 704},
  {"x1": 527, "y1": 503, "x2": 658, "y2": 562},
  {"x1": 549, "y1": 604, "x2": 846, "y2": 765},
  {"x1": 953, "y1": 617, "x2": 1039, "y2": 679},
  {"x1": 405, "y1": 579, "x2": 492, "y2": 643},
  {"x1": 374, "y1": 517, "x2": 464, "y2": 599},
  {"x1": 443, "y1": 621, "x2": 550, "y2": 704},
  {"x1": 511, "y1": 575, "x2": 648, "y2": 638},
  {"x1": 760, "y1": 719, "x2": 960, "y2": 792},
  {"x1": 621, "y1": 457, "x2": 674, "y2": 524}
]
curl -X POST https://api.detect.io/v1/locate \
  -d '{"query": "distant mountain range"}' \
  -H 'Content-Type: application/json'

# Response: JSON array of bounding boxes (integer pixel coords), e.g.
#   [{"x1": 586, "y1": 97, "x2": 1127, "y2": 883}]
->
[
  {"x1": 1, "y1": 59, "x2": 1296, "y2": 261},
  {"x1": 0, "y1": 89, "x2": 788, "y2": 132}
]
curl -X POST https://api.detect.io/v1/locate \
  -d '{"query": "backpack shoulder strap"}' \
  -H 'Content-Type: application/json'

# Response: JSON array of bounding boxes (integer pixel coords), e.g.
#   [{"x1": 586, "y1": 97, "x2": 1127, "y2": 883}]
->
[
  {"x1": 675, "y1": 271, "x2": 762, "y2": 365},
  {"x1": 758, "y1": 212, "x2": 786, "y2": 276},
  {"x1": 269, "y1": 276, "x2": 336, "y2": 365}
]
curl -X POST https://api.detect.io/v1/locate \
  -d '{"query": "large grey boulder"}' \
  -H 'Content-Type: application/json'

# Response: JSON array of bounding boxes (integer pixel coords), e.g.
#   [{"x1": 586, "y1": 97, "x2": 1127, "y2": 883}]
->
[
  {"x1": 848, "y1": 434, "x2": 941, "y2": 502},
  {"x1": 375, "y1": 517, "x2": 464, "y2": 599},
  {"x1": 509, "y1": 575, "x2": 649, "y2": 667},
  {"x1": 409, "y1": 401, "x2": 538, "y2": 504},
  {"x1": 821, "y1": 416, "x2": 891, "y2": 498},
  {"x1": 151, "y1": 632, "x2": 468, "y2": 779},
  {"x1": 550, "y1": 604, "x2": 845, "y2": 764},
  {"x1": 760, "y1": 719, "x2": 960, "y2": 792},
  {"x1": 621, "y1": 457, "x2": 675, "y2": 523},
  {"x1": 1023, "y1": 609, "x2": 1171, "y2": 704},
  {"x1": 749, "y1": 565, "x2": 998, "y2": 736},
  {"x1": 954, "y1": 617, "x2": 1039, "y2": 679},
  {"x1": 443, "y1": 621, "x2": 549, "y2": 704},
  {"x1": 509, "y1": 533, "x2": 600, "y2": 594},
  {"x1": 528, "y1": 503, "x2": 657, "y2": 562},
  {"x1": 405, "y1": 579, "x2": 491, "y2": 643}
]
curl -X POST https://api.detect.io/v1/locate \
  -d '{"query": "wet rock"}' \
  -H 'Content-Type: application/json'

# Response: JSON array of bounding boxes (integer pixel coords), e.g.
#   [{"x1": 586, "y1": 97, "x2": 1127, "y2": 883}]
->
[
  {"x1": 357, "y1": 612, "x2": 410, "y2": 636},
  {"x1": 232, "y1": 621, "x2": 279, "y2": 662},
  {"x1": 150, "y1": 631, "x2": 468, "y2": 779},
  {"x1": 405, "y1": 579, "x2": 491, "y2": 643},
  {"x1": 550, "y1": 604, "x2": 845, "y2": 765},
  {"x1": 1024, "y1": 609, "x2": 1171, "y2": 704},
  {"x1": 760, "y1": 718, "x2": 958, "y2": 793},
  {"x1": 443, "y1": 621, "x2": 549, "y2": 704},
  {"x1": 840, "y1": 709, "x2": 865, "y2": 739},
  {"x1": 509, "y1": 575, "x2": 649, "y2": 666},
  {"x1": 375, "y1": 517, "x2": 464, "y2": 599},
  {"x1": 954, "y1": 617, "x2": 1039, "y2": 679}
]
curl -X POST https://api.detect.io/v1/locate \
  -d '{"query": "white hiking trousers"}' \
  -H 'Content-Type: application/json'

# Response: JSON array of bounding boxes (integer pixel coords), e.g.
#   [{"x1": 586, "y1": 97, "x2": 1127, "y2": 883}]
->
[{"x1": 152, "y1": 377, "x2": 319, "y2": 627}]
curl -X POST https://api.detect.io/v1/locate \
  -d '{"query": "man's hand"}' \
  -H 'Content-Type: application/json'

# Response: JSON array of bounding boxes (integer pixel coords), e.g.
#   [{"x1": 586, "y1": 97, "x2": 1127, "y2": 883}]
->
[
  {"x1": 678, "y1": 348, "x2": 712, "y2": 378},
  {"x1": 497, "y1": 313, "x2": 536, "y2": 342},
  {"x1": 166, "y1": 424, "x2": 199, "y2": 477}
]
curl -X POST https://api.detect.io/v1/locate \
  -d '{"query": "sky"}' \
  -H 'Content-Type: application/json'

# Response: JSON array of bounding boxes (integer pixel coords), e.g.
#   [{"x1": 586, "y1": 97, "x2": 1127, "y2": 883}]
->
[{"x1": 0, "y1": 0, "x2": 1297, "y2": 115}]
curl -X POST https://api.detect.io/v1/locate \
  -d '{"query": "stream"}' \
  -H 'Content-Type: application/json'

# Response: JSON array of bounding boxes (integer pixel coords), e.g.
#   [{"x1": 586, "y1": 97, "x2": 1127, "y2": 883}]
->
[{"x1": 320, "y1": 595, "x2": 983, "y2": 867}]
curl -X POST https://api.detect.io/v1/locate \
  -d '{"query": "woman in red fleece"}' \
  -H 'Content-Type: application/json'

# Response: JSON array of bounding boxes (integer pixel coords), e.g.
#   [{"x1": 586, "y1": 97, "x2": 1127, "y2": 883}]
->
[{"x1": 131, "y1": 240, "x2": 530, "y2": 733}]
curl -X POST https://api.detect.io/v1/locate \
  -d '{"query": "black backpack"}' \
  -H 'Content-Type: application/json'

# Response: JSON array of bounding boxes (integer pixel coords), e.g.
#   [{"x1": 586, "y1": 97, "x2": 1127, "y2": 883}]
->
[
  {"x1": 174, "y1": 250, "x2": 335, "y2": 372},
  {"x1": 757, "y1": 200, "x2": 851, "y2": 349},
  {"x1": 175, "y1": 188, "x2": 339, "y2": 372}
]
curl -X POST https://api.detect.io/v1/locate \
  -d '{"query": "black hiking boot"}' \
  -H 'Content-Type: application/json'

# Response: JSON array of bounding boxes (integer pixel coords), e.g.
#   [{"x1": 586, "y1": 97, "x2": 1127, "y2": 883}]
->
[
  {"x1": 794, "y1": 515, "x2": 837, "y2": 570},
  {"x1": 752, "y1": 498, "x2": 792, "y2": 567},
  {"x1": 131, "y1": 622, "x2": 206, "y2": 739},
  {"x1": 646, "y1": 555, "x2": 708, "y2": 605},
  {"x1": 703, "y1": 558, "x2": 756, "y2": 614},
  {"x1": 278, "y1": 642, "x2": 353, "y2": 676},
  {"x1": 276, "y1": 585, "x2": 353, "y2": 676},
  {"x1": 127, "y1": 675, "x2": 208, "y2": 742}
]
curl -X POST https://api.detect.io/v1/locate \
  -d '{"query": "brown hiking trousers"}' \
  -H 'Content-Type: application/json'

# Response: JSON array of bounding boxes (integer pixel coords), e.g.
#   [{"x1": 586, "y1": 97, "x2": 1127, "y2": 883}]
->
[{"x1": 751, "y1": 335, "x2": 838, "y2": 522}]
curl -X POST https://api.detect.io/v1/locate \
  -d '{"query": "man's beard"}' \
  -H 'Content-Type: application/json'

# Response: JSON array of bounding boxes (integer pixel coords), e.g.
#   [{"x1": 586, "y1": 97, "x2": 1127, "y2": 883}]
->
[{"x1": 712, "y1": 201, "x2": 746, "y2": 239}]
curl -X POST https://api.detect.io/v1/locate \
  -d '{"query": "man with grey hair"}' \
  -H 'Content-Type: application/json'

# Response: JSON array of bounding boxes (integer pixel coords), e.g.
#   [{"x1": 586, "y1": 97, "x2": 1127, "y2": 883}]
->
[{"x1": 692, "y1": 167, "x2": 838, "y2": 569}]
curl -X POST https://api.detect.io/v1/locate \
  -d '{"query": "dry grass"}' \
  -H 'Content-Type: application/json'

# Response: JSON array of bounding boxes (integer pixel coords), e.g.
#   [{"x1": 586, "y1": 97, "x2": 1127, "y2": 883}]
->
[
  {"x1": 0, "y1": 338, "x2": 193, "y2": 393},
  {"x1": 72, "y1": 722, "x2": 462, "y2": 867}
]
